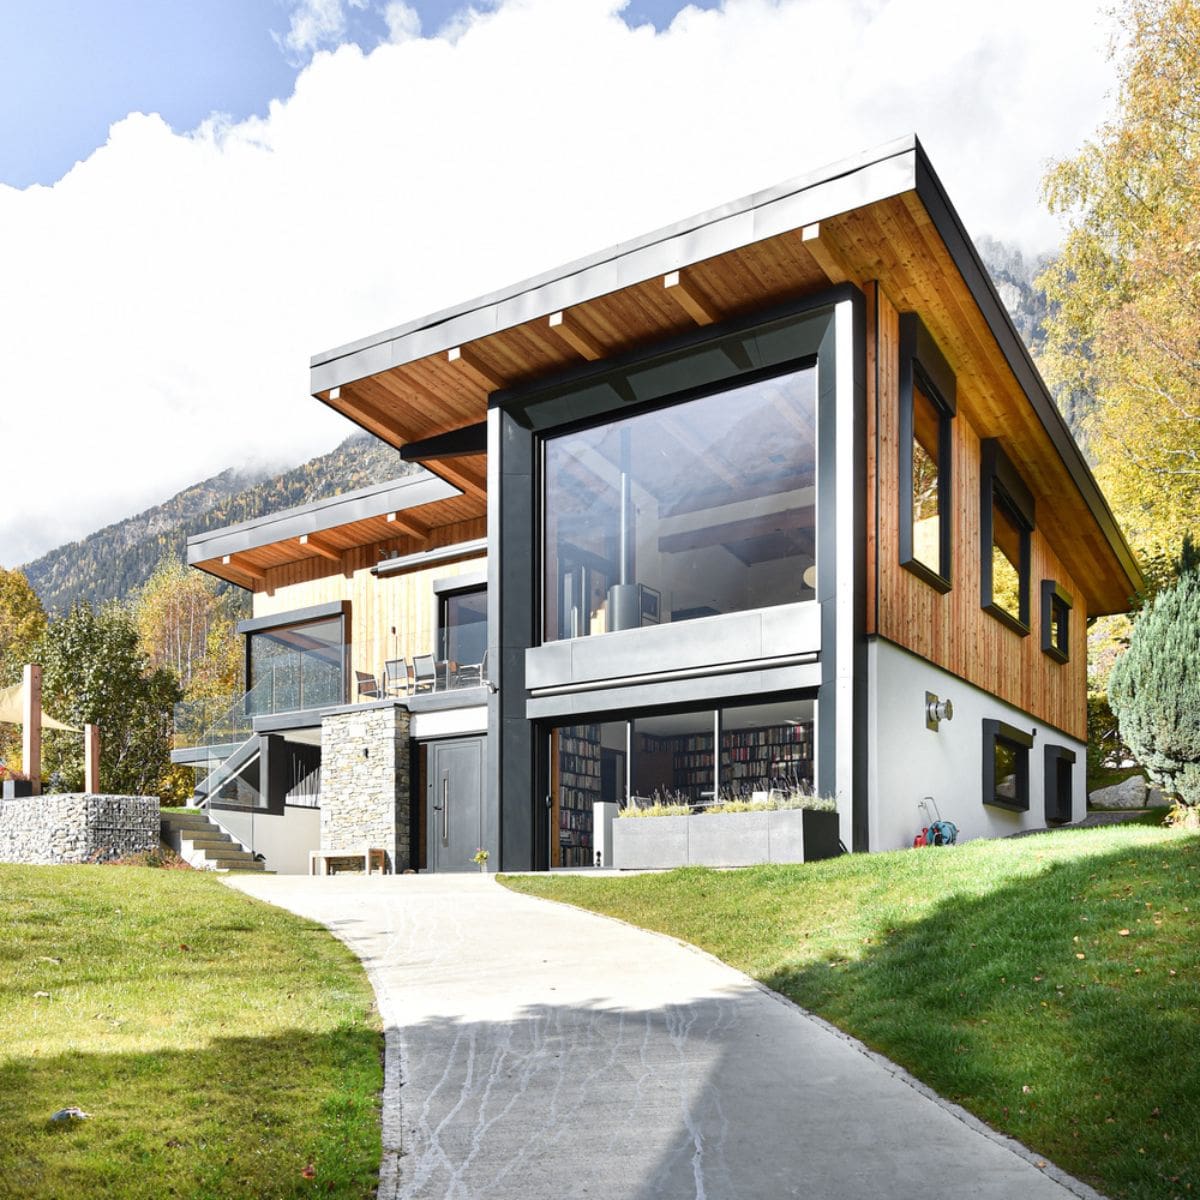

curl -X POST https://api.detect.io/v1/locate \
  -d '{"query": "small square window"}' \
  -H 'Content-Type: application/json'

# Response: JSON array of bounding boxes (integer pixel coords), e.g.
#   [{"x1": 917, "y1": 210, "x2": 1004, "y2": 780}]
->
[
  {"x1": 1041, "y1": 581, "x2": 1072, "y2": 663},
  {"x1": 983, "y1": 718, "x2": 1033, "y2": 811}
]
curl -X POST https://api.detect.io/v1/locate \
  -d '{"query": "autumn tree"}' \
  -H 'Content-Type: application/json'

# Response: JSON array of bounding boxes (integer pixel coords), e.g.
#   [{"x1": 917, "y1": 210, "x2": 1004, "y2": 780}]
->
[
  {"x1": 134, "y1": 556, "x2": 241, "y2": 701},
  {"x1": 1040, "y1": 0, "x2": 1200, "y2": 585},
  {"x1": 0, "y1": 568, "x2": 47, "y2": 776},
  {"x1": 0, "y1": 567, "x2": 47, "y2": 685},
  {"x1": 36, "y1": 602, "x2": 181, "y2": 796}
]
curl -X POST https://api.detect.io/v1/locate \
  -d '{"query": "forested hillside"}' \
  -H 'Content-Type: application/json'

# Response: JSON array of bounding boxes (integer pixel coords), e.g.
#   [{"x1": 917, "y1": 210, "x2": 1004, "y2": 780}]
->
[{"x1": 23, "y1": 432, "x2": 417, "y2": 613}]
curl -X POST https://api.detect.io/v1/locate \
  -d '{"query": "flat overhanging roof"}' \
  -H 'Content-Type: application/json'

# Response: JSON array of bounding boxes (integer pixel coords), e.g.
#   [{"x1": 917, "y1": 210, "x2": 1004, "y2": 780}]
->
[
  {"x1": 187, "y1": 470, "x2": 482, "y2": 590},
  {"x1": 305, "y1": 134, "x2": 1141, "y2": 614}
]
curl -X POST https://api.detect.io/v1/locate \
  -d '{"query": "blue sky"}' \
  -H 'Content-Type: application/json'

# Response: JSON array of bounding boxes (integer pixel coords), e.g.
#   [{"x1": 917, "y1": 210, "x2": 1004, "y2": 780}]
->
[{"x1": 0, "y1": 0, "x2": 718, "y2": 188}]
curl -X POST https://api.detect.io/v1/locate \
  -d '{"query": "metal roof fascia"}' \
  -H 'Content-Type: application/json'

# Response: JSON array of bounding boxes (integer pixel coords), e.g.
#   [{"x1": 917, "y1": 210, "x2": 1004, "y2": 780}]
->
[
  {"x1": 911, "y1": 143, "x2": 1144, "y2": 600},
  {"x1": 186, "y1": 472, "x2": 460, "y2": 565},
  {"x1": 308, "y1": 136, "x2": 920, "y2": 394}
]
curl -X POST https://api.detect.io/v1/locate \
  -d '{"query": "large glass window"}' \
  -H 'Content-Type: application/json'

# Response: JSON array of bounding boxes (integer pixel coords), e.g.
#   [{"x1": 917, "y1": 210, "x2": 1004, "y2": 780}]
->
[
  {"x1": 247, "y1": 616, "x2": 346, "y2": 714},
  {"x1": 543, "y1": 364, "x2": 817, "y2": 642},
  {"x1": 1041, "y1": 580, "x2": 1072, "y2": 664},
  {"x1": 439, "y1": 586, "x2": 488, "y2": 668},
  {"x1": 548, "y1": 699, "x2": 816, "y2": 864},
  {"x1": 989, "y1": 496, "x2": 1025, "y2": 621}
]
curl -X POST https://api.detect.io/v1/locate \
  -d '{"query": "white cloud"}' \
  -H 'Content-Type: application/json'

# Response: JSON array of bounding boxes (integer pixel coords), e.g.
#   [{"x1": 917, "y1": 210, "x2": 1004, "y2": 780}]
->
[
  {"x1": 0, "y1": 0, "x2": 1115, "y2": 567},
  {"x1": 382, "y1": 2, "x2": 421, "y2": 42},
  {"x1": 275, "y1": 0, "x2": 354, "y2": 61}
]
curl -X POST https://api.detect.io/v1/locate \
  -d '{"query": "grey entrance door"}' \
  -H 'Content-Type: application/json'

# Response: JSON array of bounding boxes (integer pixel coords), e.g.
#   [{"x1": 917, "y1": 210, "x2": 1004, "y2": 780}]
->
[{"x1": 427, "y1": 738, "x2": 484, "y2": 873}]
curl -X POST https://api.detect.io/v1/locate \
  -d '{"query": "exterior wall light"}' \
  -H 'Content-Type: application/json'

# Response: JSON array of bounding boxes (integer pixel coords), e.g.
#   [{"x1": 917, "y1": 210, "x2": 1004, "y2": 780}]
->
[{"x1": 925, "y1": 691, "x2": 953, "y2": 731}]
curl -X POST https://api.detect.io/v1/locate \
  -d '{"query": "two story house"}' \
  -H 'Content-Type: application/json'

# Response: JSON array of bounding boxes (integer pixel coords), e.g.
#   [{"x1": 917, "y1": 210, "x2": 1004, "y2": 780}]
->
[{"x1": 175, "y1": 135, "x2": 1141, "y2": 874}]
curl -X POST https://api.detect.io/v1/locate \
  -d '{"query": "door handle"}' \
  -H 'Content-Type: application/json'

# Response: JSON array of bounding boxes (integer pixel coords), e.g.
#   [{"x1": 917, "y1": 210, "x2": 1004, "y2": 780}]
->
[{"x1": 442, "y1": 777, "x2": 449, "y2": 844}]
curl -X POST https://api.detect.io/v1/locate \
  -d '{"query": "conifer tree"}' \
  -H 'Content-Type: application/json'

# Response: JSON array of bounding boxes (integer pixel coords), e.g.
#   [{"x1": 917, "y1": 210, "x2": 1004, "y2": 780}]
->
[{"x1": 1109, "y1": 556, "x2": 1200, "y2": 806}]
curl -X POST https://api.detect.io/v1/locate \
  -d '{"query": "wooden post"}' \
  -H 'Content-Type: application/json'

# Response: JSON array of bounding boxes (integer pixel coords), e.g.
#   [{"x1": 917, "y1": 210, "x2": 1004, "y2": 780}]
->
[
  {"x1": 84, "y1": 725, "x2": 101, "y2": 794},
  {"x1": 22, "y1": 663, "x2": 41, "y2": 796}
]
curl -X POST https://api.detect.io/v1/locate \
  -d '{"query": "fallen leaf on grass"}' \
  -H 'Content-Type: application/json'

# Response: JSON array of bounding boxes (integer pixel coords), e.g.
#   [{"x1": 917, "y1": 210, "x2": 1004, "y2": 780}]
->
[
  {"x1": 33, "y1": 991, "x2": 51, "y2": 999},
  {"x1": 1119, "y1": 929, "x2": 1130, "y2": 937},
  {"x1": 1075, "y1": 953, "x2": 1086, "y2": 960},
  {"x1": 36, "y1": 956, "x2": 61, "y2": 965},
  {"x1": 301, "y1": 1163, "x2": 316, "y2": 1180},
  {"x1": 50, "y1": 1107, "x2": 90, "y2": 1122},
  {"x1": 1022, "y1": 1085, "x2": 1033, "y2": 1094}
]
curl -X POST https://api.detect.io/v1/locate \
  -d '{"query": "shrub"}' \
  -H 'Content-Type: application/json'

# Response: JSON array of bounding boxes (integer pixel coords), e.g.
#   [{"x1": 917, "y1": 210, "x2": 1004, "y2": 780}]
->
[{"x1": 1109, "y1": 565, "x2": 1200, "y2": 805}]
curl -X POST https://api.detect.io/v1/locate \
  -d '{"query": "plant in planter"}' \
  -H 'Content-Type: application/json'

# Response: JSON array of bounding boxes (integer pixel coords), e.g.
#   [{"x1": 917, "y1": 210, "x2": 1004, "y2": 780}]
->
[{"x1": 0, "y1": 768, "x2": 35, "y2": 800}]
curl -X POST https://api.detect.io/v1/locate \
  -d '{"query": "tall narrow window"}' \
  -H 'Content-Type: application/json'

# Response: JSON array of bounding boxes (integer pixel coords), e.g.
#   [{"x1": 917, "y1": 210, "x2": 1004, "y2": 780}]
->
[
  {"x1": 898, "y1": 313, "x2": 955, "y2": 591},
  {"x1": 980, "y1": 440, "x2": 1034, "y2": 634},
  {"x1": 1041, "y1": 580, "x2": 1072, "y2": 663},
  {"x1": 1044, "y1": 744, "x2": 1076, "y2": 823}
]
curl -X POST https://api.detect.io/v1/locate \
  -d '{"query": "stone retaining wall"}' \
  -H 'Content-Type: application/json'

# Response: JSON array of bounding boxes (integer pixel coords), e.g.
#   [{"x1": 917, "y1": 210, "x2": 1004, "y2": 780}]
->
[
  {"x1": 321, "y1": 706, "x2": 412, "y2": 872},
  {"x1": 0, "y1": 793, "x2": 160, "y2": 865}
]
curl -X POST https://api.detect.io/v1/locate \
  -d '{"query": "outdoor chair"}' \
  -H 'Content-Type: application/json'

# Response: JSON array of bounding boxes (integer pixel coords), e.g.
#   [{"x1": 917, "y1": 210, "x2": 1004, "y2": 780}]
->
[
  {"x1": 355, "y1": 671, "x2": 381, "y2": 701},
  {"x1": 384, "y1": 658, "x2": 412, "y2": 697},
  {"x1": 412, "y1": 654, "x2": 438, "y2": 693},
  {"x1": 452, "y1": 648, "x2": 488, "y2": 689}
]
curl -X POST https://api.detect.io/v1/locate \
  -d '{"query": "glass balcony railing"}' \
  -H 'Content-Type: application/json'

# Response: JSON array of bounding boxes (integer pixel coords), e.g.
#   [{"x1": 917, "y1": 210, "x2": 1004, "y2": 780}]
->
[{"x1": 173, "y1": 646, "x2": 348, "y2": 750}]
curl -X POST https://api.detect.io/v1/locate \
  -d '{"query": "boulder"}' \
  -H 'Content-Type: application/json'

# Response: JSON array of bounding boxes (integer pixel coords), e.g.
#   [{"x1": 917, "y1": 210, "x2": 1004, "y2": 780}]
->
[
  {"x1": 1088, "y1": 775, "x2": 1148, "y2": 810},
  {"x1": 1147, "y1": 787, "x2": 1173, "y2": 809}
]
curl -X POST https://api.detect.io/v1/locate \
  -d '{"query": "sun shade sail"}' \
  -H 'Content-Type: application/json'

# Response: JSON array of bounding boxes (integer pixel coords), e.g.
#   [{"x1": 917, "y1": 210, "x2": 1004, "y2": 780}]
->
[{"x1": 0, "y1": 681, "x2": 80, "y2": 732}]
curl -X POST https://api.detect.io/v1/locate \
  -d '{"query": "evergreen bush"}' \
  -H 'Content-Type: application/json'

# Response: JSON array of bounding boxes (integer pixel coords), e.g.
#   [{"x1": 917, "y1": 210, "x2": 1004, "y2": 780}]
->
[{"x1": 1109, "y1": 562, "x2": 1200, "y2": 806}]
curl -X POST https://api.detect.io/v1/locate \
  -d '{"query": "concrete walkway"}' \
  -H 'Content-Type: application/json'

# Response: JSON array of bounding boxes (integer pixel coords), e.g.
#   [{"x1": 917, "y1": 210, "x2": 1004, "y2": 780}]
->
[{"x1": 226, "y1": 874, "x2": 1099, "y2": 1200}]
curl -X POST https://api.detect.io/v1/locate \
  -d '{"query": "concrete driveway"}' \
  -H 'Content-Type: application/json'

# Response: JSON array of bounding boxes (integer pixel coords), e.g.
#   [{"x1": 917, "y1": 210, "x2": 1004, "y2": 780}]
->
[{"x1": 226, "y1": 873, "x2": 1099, "y2": 1200}]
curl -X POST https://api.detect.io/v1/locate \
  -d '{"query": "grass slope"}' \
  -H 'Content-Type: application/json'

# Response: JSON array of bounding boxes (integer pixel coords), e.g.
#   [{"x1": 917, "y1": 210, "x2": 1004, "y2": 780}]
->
[
  {"x1": 0, "y1": 866, "x2": 381, "y2": 1199},
  {"x1": 504, "y1": 820, "x2": 1199, "y2": 1200}
]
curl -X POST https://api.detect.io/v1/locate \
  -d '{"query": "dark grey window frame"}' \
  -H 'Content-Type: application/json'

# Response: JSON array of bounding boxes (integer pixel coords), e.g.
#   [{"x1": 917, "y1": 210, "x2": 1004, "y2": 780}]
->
[
  {"x1": 980, "y1": 439, "x2": 1034, "y2": 635},
  {"x1": 489, "y1": 284, "x2": 868, "y2": 867},
  {"x1": 982, "y1": 717, "x2": 1033, "y2": 812},
  {"x1": 435, "y1": 580, "x2": 488, "y2": 663},
  {"x1": 236, "y1": 600, "x2": 351, "y2": 704},
  {"x1": 1044, "y1": 743, "x2": 1076, "y2": 824},
  {"x1": 1041, "y1": 579, "x2": 1072, "y2": 663},
  {"x1": 898, "y1": 312, "x2": 956, "y2": 592}
]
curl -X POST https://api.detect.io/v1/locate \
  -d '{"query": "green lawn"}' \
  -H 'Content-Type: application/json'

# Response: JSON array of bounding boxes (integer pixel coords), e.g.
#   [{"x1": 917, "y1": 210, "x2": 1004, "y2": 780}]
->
[
  {"x1": 0, "y1": 865, "x2": 381, "y2": 1199},
  {"x1": 503, "y1": 819, "x2": 1200, "y2": 1200}
]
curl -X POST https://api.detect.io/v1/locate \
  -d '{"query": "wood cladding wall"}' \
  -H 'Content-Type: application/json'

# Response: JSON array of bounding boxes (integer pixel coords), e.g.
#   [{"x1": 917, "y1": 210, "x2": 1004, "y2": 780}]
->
[
  {"x1": 871, "y1": 288, "x2": 1088, "y2": 741},
  {"x1": 252, "y1": 518, "x2": 486, "y2": 686}
]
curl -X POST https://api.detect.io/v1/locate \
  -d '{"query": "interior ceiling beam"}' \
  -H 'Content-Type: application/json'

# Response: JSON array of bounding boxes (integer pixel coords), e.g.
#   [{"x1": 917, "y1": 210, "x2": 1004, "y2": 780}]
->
[
  {"x1": 659, "y1": 415, "x2": 741, "y2": 489},
  {"x1": 663, "y1": 269, "x2": 717, "y2": 326},
  {"x1": 299, "y1": 532, "x2": 342, "y2": 563},
  {"x1": 547, "y1": 309, "x2": 604, "y2": 361},
  {"x1": 448, "y1": 344, "x2": 504, "y2": 393},
  {"x1": 800, "y1": 222, "x2": 859, "y2": 287},
  {"x1": 657, "y1": 506, "x2": 815, "y2": 555}
]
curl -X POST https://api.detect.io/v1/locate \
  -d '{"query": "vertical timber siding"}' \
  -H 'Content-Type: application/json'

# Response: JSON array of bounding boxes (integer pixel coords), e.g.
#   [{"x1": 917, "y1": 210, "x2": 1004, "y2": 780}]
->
[
  {"x1": 252, "y1": 517, "x2": 485, "y2": 685},
  {"x1": 872, "y1": 290, "x2": 1087, "y2": 740}
]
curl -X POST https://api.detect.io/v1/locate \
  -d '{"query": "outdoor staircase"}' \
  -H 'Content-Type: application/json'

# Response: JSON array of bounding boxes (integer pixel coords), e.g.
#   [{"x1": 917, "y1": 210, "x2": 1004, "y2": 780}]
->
[{"x1": 161, "y1": 811, "x2": 272, "y2": 873}]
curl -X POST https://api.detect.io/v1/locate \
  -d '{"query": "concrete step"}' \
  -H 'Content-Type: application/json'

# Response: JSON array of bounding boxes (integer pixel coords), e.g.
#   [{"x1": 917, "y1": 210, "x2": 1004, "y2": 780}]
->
[
  {"x1": 211, "y1": 857, "x2": 270, "y2": 872},
  {"x1": 179, "y1": 834, "x2": 241, "y2": 851}
]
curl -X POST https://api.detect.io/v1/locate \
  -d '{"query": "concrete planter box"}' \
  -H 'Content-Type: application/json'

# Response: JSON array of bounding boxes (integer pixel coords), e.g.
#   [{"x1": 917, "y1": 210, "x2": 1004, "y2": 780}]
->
[{"x1": 612, "y1": 808, "x2": 840, "y2": 870}]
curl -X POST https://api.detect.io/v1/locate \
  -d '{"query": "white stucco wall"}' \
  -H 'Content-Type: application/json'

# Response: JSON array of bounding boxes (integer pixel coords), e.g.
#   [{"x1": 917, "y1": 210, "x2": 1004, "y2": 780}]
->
[
  {"x1": 866, "y1": 639, "x2": 1086, "y2": 851},
  {"x1": 213, "y1": 805, "x2": 321, "y2": 875}
]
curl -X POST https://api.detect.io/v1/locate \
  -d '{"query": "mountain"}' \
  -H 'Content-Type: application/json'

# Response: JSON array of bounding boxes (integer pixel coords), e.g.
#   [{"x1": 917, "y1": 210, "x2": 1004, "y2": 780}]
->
[
  {"x1": 975, "y1": 237, "x2": 1093, "y2": 442},
  {"x1": 23, "y1": 433, "x2": 418, "y2": 613}
]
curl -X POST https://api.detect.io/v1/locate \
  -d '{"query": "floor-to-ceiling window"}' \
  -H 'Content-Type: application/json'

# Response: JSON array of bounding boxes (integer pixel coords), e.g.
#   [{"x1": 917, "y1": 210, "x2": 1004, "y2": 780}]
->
[
  {"x1": 543, "y1": 364, "x2": 817, "y2": 642},
  {"x1": 547, "y1": 698, "x2": 815, "y2": 866},
  {"x1": 246, "y1": 616, "x2": 346, "y2": 715}
]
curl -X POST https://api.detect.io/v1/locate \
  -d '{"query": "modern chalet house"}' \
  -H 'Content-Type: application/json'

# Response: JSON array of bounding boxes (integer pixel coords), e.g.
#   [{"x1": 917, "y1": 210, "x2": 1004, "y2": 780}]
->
[{"x1": 174, "y1": 136, "x2": 1141, "y2": 875}]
